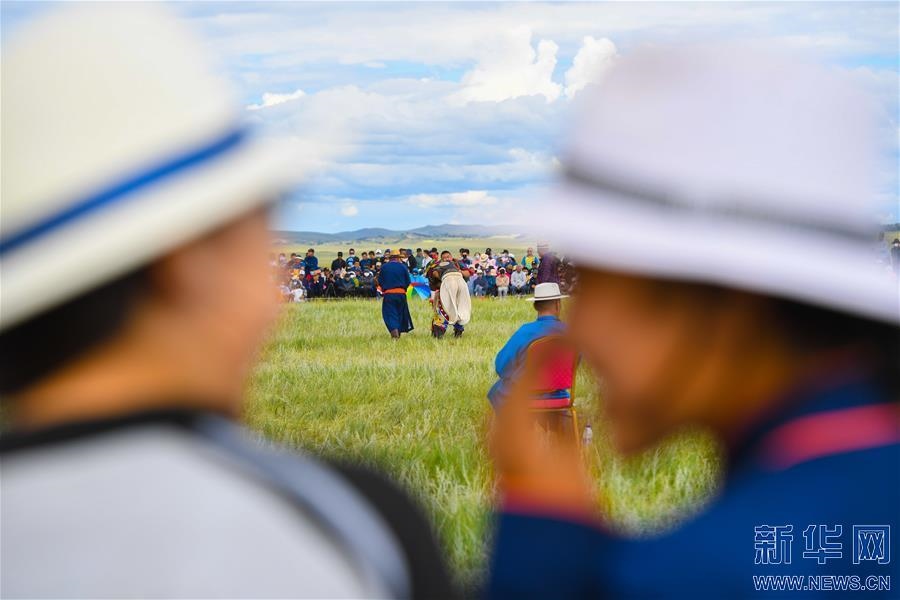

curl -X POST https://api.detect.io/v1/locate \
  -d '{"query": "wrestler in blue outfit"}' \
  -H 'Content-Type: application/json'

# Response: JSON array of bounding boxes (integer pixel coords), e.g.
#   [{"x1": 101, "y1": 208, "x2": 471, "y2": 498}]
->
[{"x1": 377, "y1": 254, "x2": 413, "y2": 339}]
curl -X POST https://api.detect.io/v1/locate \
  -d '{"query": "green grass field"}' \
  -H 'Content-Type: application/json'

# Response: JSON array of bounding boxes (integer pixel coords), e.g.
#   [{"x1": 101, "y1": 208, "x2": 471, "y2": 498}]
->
[{"x1": 245, "y1": 297, "x2": 721, "y2": 591}]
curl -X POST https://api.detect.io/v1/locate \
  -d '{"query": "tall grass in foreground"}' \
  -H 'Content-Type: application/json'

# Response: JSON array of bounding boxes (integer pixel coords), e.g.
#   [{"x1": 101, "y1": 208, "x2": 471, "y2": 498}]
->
[{"x1": 245, "y1": 297, "x2": 721, "y2": 590}]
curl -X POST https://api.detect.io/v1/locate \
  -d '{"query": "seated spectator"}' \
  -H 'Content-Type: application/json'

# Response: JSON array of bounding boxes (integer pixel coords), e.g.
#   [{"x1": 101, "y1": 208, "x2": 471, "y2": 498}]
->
[
  {"x1": 401, "y1": 249, "x2": 416, "y2": 272},
  {"x1": 322, "y1": 270, "x2": 337, "y2": 298},
  {"x1": 496, "y1": 268, "x2": 510, "y2": 298},
  {"x1": 521, "y1": 247, "x2": 539, "y2": 270},
  {"x1": 306, "y1": 270, "x2": 326, "y2": 298},
  {"x1": 473, "y1": 268, "x2": 488, "y2": 297},
  {"x1": 510, "y1": 265, "x2": 527, "y2": 295},
  {"x1": 335, "y1": 272, "x2": 356, "y2": 298},
  {"x1": 358, "y1": 271, "x2": 377, "y2": 297},
  {"x1": 458, "y1": 249, "x2": 472, "y2": 268},
  {"x1": 290, "y1": 282, "x2": 305, "y2": 303},
  {"x1": 279, "y1": 281, "x2": 292, "y2": 302},
  {"x1": 467, "y1": 269, "x2": 480, "y2": 296},
  {"x1": 360, "y1": 253, "x2": 373, "y2": 270},
  {"x1": 484, "y1": 268, "x2": 497, "y2": 297},
  {"x1": 287, "y1": 253, "x2": 304, "y2": 273},
  {"x1": 331, "y1": 251, "x2": 346, "y2": 272},
  {"x1": 487, "y1": 283, "x2": 569, "y2": 408},
  {"x1": 346, "y1": 248, "x2": 358, "y2": 268},
  {"x1": 303, "y1": 248, "x2": 319, "y2": 275}
]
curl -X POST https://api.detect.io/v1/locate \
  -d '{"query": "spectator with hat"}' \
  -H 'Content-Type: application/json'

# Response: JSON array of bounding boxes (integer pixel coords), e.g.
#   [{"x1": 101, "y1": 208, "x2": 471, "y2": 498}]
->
[
  {"x1": 488, "y1": 43, "x2": 899, "y2": 597},
  {"x1": 0, "y1": 6, "x2": 455, "y2": 598},
  {"x1": 487, "y1": 282, "x2": 568, "y2": 408},
  {"x1": 534, "y1": 243, "x2": 559, "y2": 284}
]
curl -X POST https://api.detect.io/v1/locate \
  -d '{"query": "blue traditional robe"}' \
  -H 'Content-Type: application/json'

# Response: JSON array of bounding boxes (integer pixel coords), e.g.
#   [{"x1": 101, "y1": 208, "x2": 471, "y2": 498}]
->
[
  {"x1": 378, "y1": 261, "x2": 413, "y2": 334},
  {"x1": 487, "y1": 369, "x2": 900, "y2": 598}
]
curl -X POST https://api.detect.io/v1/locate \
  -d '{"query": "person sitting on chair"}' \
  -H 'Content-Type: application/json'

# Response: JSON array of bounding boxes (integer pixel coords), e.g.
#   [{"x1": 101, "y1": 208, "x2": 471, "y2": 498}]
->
[{"x1": 487, "y1": 282, "x2": 569, "y2": 409}]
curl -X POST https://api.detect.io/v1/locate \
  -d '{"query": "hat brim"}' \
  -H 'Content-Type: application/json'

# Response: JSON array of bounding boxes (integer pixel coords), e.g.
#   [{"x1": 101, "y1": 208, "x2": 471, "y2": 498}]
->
[
  {"x1": 526, "y1": 294, "x2": 569, "y2": 302},
  {"x1": 2, "y1": 134, "x2": 312, "y2": 330},
  {"x1": 531, "y1": 180, "x2": 898, "y2": 323}
]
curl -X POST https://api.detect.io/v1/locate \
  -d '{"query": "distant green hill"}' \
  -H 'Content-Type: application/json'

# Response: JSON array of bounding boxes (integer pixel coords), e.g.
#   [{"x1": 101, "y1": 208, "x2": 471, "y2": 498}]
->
[{"x1": 272, "y1": 224, "x2": 521, "y2": 245}]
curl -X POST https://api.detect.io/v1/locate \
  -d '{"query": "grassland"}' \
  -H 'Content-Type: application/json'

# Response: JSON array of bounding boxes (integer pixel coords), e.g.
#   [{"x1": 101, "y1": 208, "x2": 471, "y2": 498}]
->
[{"x1": 245, "y1": 296, "x2": 721, "y2": 591}]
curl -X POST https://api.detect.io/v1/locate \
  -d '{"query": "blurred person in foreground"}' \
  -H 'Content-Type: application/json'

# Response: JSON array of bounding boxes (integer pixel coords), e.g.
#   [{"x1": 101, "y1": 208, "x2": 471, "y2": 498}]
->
[
  {"x1": 0, "y1": 6, "x2": 454, "y2": 598},
  {"x1": 488, "y1": 44, "x2": 899, "y2": 598}
]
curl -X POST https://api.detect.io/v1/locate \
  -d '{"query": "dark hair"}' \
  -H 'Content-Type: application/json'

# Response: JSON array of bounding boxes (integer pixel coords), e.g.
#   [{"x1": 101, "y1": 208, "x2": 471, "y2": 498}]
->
[
  {"x1": 0, "y1": 269, "x2": 148, "y2": 395},
  {"x1": 337, "y1": 251, "x2": 343, "y2": 256},
  {"x1": 349, "y1": 248, "x2": 355, "y2": 252},
  {"x1": 533, "y1": 299, "x2": 558, "y2": 313},
  {"x1": 770, "y1": 299, "x2": 899, "y2": 395},
  {"x1": 307, "y1": 248, "x2": 315, "y2": 253},
  {"x1": 416, "y1": 247, "x2": 422, "y2": 252}
]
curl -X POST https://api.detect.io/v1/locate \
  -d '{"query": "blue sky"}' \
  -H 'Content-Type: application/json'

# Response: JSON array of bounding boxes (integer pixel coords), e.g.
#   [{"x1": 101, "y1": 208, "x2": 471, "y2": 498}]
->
[{"x1": 3, "y1": 2, "x2": 898, "y2": 232}]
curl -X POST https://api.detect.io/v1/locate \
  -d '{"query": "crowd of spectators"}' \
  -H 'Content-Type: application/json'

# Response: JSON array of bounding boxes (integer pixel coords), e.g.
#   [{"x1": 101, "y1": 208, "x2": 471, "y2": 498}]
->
[{"x1": 272, "y1": 245, "x2": 575, "y2": 302}]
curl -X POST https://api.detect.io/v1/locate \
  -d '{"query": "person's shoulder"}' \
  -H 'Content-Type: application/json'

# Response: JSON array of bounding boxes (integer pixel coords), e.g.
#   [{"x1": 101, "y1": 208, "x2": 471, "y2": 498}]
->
[{"x1": 2, "y1": 412, "x2": 386, "y2": 597}]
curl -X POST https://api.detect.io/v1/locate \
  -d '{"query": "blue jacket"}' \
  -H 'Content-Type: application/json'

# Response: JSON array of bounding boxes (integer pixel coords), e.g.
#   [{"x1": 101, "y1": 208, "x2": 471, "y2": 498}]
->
[
  {"x1": 487, "y1": 371, "x2": 900, "y2": 598},
  {"x1": 377, "y1": 261, "x2": 411, "y2": 291},
  {"x1": 303, "y1": 255, "x2": 319, "y2": 273},
  {"x1": 487, "y1": 315, "x2": 567, "y2": 408}
]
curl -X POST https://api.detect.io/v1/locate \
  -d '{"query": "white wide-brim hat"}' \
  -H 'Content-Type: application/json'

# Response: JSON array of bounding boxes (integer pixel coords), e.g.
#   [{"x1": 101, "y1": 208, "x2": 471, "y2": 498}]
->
[
  {"x1": 1, "y1": 5, "x2": 317, "y2": 331},
  {"x1": 537, "y1": 44, "x2": 898, "y2": 324},
  {"x1": 527, "y1": 282, "x2": 569, "y2": 302}
]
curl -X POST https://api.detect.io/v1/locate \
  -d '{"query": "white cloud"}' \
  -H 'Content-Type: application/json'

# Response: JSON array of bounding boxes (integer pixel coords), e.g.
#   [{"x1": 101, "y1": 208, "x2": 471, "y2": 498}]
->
[
  {"x1": 246, "y1": 87, "x2": 306, "y2": 110},
  {"x1": 409, "y1": 190, "x2": 499, "y2": 208},
  {"x1": 453, "y1": 28, "x2": 561, "y2": 104},
  {"x1": 340, "y1": 203, "x2": 359, "y2": 216},
  {"x1": 564, "y1": 36, "x2": 617, "y2": 99}
]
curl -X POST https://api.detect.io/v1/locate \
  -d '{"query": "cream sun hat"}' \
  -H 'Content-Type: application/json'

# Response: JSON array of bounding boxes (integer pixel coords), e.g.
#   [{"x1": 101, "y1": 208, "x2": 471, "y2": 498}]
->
[
  {"x1": 538, "y1": 44, "x2": 899, "y2": 323},
  {"x1": 527, "y1": 283, "x2": 569, "y2": 302},
  {"x1": 1, "y1": 5, "x2": 314, "y2": 331}
]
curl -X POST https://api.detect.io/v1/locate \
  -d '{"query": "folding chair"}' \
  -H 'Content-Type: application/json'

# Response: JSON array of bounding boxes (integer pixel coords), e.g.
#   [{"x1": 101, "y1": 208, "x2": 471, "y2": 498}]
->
[{"x1": 523, "y1": 335, "x2": 580, "y2": 447}]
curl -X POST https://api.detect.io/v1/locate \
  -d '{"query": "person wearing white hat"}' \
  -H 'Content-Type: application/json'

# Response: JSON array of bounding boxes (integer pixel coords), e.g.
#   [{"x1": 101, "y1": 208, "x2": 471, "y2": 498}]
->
[
  {"x1": 0, "y1": 6, "x2": 453, "y2": 599},
  {"x1": 487, "y1": 283, "x2": 569, "y2": 408},
  {"x1": 488, "y1": 44, "x2": 899, "y2": 597}
]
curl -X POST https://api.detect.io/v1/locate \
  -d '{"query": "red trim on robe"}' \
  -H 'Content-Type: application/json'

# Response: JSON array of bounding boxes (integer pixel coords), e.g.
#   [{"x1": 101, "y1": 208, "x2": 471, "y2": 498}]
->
[{"x1": 757, "y1": 403, "x2": 900, "y2": 471}]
